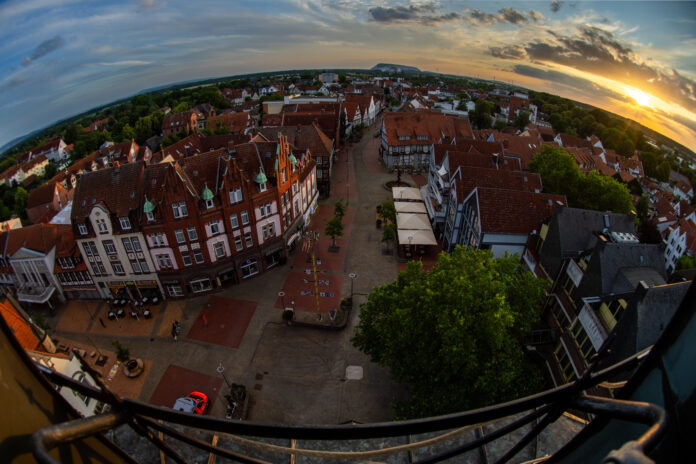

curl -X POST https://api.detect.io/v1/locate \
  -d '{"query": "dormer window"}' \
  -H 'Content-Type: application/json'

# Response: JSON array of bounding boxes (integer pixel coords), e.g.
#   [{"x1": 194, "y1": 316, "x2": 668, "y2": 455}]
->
[
  {"x1": 96, "y1": 218, "x2": 108, "y2": 234},
  {"x1": 119, "y1": 217, "x2": 131, "y2": 230},
  {"x1": 259, "y1": 182, "x2": 267, "y2": 192},
  {"x1": 398, "y1": 135, "x2": 410, "y2": 141},
  {"x1": 205, "y1": 198, "x2": 214, "y2": 209},
  {"x1": 78, "y1": 224, "x2": 88, "y2": 235},
  {"x1": 146, "y1": 211, "x2": 154, "y2": 222}
]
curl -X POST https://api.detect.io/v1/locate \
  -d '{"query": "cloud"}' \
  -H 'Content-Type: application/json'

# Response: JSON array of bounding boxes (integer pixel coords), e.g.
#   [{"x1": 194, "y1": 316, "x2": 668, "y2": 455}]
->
[
  {"x1": 550, "y1": 1, "x2": 563, "y2": 13},
  {"x1": 511, "y1": 64, "x2": 628, "y2": 101},
  {"x1": 368, "y1": 3, "x2": 454, "y2": 24},
  {"x1": 489, "y1": 45, "x2": 526, "y2": 59},
  {"x1": 499, "y1": 7, "x2": 527, "y2": 24},
  {"x1": 528, "y1": 10, "x2": 545, "y2": 23},
  {"x1": 98, "y1": 60, "x2": 152, "y2": 66},
  {"x1": 21, "y1": 35, "x2": 65, "y2": 66},
  {"x1": 519, "y1": 26, "x2": 696, "y2": 108},
  {"x1": 467, "y1": 8, "x2": 531, "y2": 26},
  {"x1": 0, "y1": 75, "x2": 27, "y2": 92}
]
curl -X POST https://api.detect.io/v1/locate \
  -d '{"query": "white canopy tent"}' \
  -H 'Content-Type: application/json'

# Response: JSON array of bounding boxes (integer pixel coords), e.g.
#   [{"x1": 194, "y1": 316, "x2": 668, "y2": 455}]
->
[
  {"x1": 396, "y1": 212, "x2": 431, "y2": 231},
  {"x1": 397, "y1": 229, "x2": 438, "y2": 246},
  {"x1": 395, "y1": 202, "x2": 428, "y2": 214},
  {"x1": 392, "y1": 186, "x2": 422, "y2": 201}
]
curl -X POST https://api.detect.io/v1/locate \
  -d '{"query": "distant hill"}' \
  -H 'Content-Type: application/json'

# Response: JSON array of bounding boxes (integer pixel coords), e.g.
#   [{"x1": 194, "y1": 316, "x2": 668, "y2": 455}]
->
[{"x1": 371, "y1": 63, "x2": 421, "y2": 73}]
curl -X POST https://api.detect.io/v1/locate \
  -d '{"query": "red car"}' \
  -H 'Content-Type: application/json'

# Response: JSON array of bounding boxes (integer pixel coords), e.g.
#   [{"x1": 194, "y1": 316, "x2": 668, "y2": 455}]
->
[{"x1": 172, "y1": 391, "x2": 209, "y2": 414}]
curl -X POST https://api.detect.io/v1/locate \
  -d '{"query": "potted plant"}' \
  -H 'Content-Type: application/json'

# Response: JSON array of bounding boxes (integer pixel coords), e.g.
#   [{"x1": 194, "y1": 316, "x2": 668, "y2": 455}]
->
[{"x1": 112, "y1": 340, "x2": 130, "y2": 363}]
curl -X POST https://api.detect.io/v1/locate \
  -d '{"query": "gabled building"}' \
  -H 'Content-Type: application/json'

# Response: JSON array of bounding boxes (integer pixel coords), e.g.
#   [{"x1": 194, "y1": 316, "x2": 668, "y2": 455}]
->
[
  {"x1": 524, "y1": 206, "x2": 669, "y2": 386},
  {"x1": 71, "y1": 162, "x2": 162, "y2": 301},
  {"x1": 162, "y1": 110, "x2": 198, "y2": 138},
  {"x1": 26, "y1": 182, "x2": 72, "y2": 224},
  {"x1": 381, "y1": 112, "x2": 473, "y2": 170}
]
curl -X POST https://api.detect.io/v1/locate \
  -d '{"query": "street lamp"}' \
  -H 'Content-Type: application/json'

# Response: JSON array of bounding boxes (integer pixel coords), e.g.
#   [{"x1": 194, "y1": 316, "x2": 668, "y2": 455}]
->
[
  {"x1": 278, "y1": 291, "x2": 286, "y2": 309},
  {"x1": 217, "y1": 362, "x2": 231, "y2": 388},
  {"x1": 348, "y1": 273, "x2": 357, "y2": 299}
]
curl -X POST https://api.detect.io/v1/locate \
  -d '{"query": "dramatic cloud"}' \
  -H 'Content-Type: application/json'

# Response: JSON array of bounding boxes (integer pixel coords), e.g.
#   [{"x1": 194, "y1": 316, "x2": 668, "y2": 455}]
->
[
  {"x1": 528, "y1": 10, "x2": 545, "y2": 23},
  {"x1": 511, "y1": 64, "x2": 628, "y2": 102},
  {"x1": 489, "y1": 45, "x2": 526, "y2": 59},
  {"x1": 369, "y1": 3, "x2": 460, "y2": 24},
  {"x1": 499, "y1": 7, "x2": 527, "y2": 24},
  {"x1": 550, "y1": 1, "x2": 563, "y2": 14},
  {"x1": 468, "y1": 8, "x2": 531, "y2": 26},
  {"x1": 519, "y1": 26, "x2": 696, "y2": 108},
  {"x1": 21, "y1": 36, "x2": 65, "y2": 66}
]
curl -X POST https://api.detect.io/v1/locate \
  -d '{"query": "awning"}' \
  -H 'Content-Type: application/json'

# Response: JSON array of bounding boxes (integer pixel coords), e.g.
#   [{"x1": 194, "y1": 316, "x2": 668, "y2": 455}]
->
[
  {"x1": 287, "y1": 232, "x2": 301, "y2": 246},
  {"x1": 396, "y1": 212, "x2": 431, "y2": 230},
  {"x1": 397, "y1": 229, "x2": 438, "y2": 246},
  {"x1": 395, "y1": 202, "x2": 427, "y2": 214},
  {"x1": 392, "y1": 187, "x2": 422, "y2": 201},
  {"x1": 264, "y1": 246, "x2": 283, "y2": 256}
]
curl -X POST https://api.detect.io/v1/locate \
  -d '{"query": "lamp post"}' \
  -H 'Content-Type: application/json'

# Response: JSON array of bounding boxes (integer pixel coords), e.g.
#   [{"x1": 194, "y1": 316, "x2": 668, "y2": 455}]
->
[
  {"x1": 278, "y1": 291, "x2": 286, "y2": 309},
  {"x1": 348, "y1": 273, "x2": 357, "y2": 299},
  {"x1": 217, "y1": 362, "x2": 231, "y2": 389}
]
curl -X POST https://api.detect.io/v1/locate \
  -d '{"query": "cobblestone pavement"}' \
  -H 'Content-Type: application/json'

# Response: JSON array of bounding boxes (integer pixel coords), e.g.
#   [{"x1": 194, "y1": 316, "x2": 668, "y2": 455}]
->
[{"x1": 37, "y1": 116, "x2": 410, "y2": 425}]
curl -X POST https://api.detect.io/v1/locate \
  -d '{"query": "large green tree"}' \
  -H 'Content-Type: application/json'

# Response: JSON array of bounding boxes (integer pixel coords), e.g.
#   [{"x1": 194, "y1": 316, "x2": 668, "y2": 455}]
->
[
  {"x1": 468, "y1": 99, "x2": 494, "y2": 129},
  {"x1": 529, "y1": 146, "x2": 581, "y2": 198},
  {"x1": 352, "y1": 247, "x2": 547, "y2": 419}
]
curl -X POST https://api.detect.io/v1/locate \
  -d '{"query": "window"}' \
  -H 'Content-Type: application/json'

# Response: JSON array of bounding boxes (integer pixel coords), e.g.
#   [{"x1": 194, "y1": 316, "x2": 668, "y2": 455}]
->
[
  {"x1": 229, "y1": 187, "x2": 243, "y2": 204},
  {"x1": 241, "y1": 259, "x2": 259, "y2": 278},
  {"x1": 119, "y1": 217, "x2": 131, "y2": 230},
  {"x1": 205, "y1": 198, "x2": 214, "y2": 209},
  {"x1": 146, "y1": 211, "x2": 155, "y2": 222},
  {"x1": 570, "y1": 320, "x2": 596, "y2": 362},
  {"x1": 139, "y1": 259, "x2": 149, "y2": 273},
  {"x1": 551, "y1": 298, "x2": 570, "y2": 328},
  {"x1": 244, "y1": 232, "x2": 253, "y2": 248},
  {"x1": 175, "y1": 229, "x2": 186, "y2": 244},
  {"x1": 259, "y1": 182, "x2": 267, "y2": 192},
  {"x1": 156, "y1": 254, "x2": 172, "y2": 269},
  {"x1": 265, "y1": 202, "x2": 272, "y2": 216},
  {"x1": 82, "y1": 243, "x2": 93, "y2": 257},
  {"x1": 554, "y1": 343, "x2": 577, "y2": 383},
  {"x1": 214, "y1": 242, "x2": 225, "y2": 258},
  {"x1": 230, "y1": 214, "x2": 239, "y2": 229},
  {"x1": 210, "y1": 220, "x2": 220, "y2": 235},
  {"x1": 102, "y1": 240, "x2": 116, "y2": 255},
  {"x1": 187, "y1": 227, "x2": 198, "y2": 241},
  {"x1": 111, "y1": 261, "x2": 125, "y2": 275},
  {"x1": 122, "y1": 238, "x2": 133, "y2": 253},
  {"x1": 130, "y1": 259, "x2": 142, "y2": 274},
  {"x1": 190, "y1": 278, "x2": 212, "y2": 293},
  {"x1": 172, "y1": 201, "x2": 188, "y2": 218},
  {"x1": 241, "y1": 210, "x2": 249, "y2": 225},
  {"x1": 193, "y1": 249, "x2": 204, "y2": 264},
  {"x1": 262, "y1": 223, "x2": 275, "y2": 240},
  {"x1": 166, "y1": 284, "x2": 184, "y2": 297},
  {"x1": 181, "y1": 252, "x2": 192, "y2": 266},
  {"x1": 235, "y1": 235, "x2": 243, "y2": 251},
  {"x1": 131, "y1": 237, "x2": 142, "y2": 252},
  {"x1": 96, "y1": 218, "x2": 108, "y2": 234},
  {"x1": 561, "y1": 273, "x2": 576, "y2": 299},
  {"x1": 97, "y1": 262, "x2": 107, "y2": 275},
  {"x1": 78, "y1": 224, "x2": 88, "y2": 235}
]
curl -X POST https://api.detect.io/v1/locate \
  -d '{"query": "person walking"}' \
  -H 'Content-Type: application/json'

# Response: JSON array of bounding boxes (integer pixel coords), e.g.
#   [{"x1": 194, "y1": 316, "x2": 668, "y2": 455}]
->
[
  {"x1": 171, "y1": 325, "x2": 178, "y2": 341},
  {"x1": 202, "y1": 314, "x2": 208, "y2": 327}
]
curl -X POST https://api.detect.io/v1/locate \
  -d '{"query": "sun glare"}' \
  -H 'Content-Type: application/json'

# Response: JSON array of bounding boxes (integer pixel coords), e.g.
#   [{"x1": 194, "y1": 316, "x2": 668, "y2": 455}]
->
[{"x1": 624, "y1": 87, "x2": 653, "y2": 108}]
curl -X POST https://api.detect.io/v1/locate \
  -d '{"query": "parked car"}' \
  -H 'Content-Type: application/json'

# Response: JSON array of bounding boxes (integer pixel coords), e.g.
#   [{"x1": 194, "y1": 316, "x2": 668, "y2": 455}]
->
[{"x1": 172, "y1": 391, "x2": 209, "y2": 414}]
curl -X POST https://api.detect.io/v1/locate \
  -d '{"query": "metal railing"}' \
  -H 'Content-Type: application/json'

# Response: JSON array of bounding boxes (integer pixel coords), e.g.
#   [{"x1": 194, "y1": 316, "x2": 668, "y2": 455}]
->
[{"x1": 32, "y1": 347, "x2": 665, "y2": 464}]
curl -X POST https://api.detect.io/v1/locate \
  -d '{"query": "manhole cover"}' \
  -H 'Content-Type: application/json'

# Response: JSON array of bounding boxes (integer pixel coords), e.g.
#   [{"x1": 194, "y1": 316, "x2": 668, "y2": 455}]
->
[{"x1": 345, "y1": 365, "x2": 363, "y2": 380}]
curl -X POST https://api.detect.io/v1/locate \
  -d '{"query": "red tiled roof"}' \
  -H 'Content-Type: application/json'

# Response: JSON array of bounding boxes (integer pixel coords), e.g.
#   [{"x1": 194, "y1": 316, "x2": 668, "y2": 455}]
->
[
  {"x1": 453, "y1": 167, "x2": 542, "y2": 202},
  {"x1": 3, "y1": 223, "x2": 73, "y2": 255},
  {"x1": 207, "y1": 112, "x2": 250, "y2": 133},
  {"x1": 257, "y1": 123, "x2": 334, "y2": 157},
  {"x1": 383, "y1": 112, "x2": 473, "y2": 147},
  {"x1": 558, "y1": 133, "x2": 593, "y2": 149},
  {"x1": 476, "y1": 188, "x2": 566, "y2": 235},
  {"x1": 71, "y1": 162, "x2": 145, "y2": 220},
  {"x1": 0, "y1": 298, "x2": 41, "y2": 351}
]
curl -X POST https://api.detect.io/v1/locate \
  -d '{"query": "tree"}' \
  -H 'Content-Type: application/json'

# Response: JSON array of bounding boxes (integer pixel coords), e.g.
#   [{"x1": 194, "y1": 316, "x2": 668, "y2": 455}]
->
[
  {"x1": 63, "y1": 124, "x2": 81, "y2": 144},
  {"x1": 120, "y1": 123, "x2": 136, "y2": 141},
  {"x1": 325, "y1": 217, "x2": 344, "y2": 248},
  {"x1": 334, "y1": 199, "x2": 346, "y2": 220},
  {"x1": 514, "y1": 110, "x2": 530, "y2": 130},
  {"x1": 493, "y1": 120, "x2": 507, "y2": 131},
  {"x1": 529, "y1": 146, "x2": 582, "y2": 198},
  {"x1": 635, "y1": 195, "x2": 650, "y2": 220},
  {"x1": 656, "y1": 162, "x2": 671, "y2": 183},
  {"x1": 676, "y1": 255, "x2": 696, "y2": 270},
  {"x1": 112, "y1": 341, "x2": 131, "y2": 363},
  {"x1": 578, "y1": 172, "x2": 634, "y2": 215},
  {"x1": 352, "y1": 248, "x2": 547, "y2": 419},
  {"x1": 14, "y1": 187, "x2": 29, "y2": 218},
  {"x1": 42, "y1": 161, "x2": 58, "y2": 181},
  {"x1": 378, "y1": 199, "x2": 396, "y2": 226},
  {"x1": 381, "y1": 223, "x2": 396, "y2": 253},
  {"x1": 468, "y1": 99, "x2": 494, "y2": 129}
]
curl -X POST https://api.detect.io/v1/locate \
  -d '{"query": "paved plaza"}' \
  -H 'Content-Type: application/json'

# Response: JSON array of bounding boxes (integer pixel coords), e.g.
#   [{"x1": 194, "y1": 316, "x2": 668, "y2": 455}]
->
[{"x1": 35, "y1": 117, "x2": 440, "y2": 424}]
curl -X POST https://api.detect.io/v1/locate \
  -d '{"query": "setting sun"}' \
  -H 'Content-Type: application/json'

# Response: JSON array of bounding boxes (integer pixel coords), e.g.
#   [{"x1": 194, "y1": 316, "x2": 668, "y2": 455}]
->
[{"x1": 625, "y1": 86, "x2": 654, "y2": 108}]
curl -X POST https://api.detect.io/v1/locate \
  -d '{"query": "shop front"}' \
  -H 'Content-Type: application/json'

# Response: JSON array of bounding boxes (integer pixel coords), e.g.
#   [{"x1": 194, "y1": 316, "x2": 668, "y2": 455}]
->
[
  {"x1": 262, "y1": 241, "x2": 285, "y2": 270},
  {"x1": 217, "y1": 265, "x2": 237, "y2": 285},
  {"x1": 107, "y1": 280, "x2": 162, "y2": 301}
]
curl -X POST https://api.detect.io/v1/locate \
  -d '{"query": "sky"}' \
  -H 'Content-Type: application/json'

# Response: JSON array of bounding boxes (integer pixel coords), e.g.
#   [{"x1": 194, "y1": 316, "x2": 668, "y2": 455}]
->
[{"x1": 1, "y1": 0, "x2": 695, "y2": 152}]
